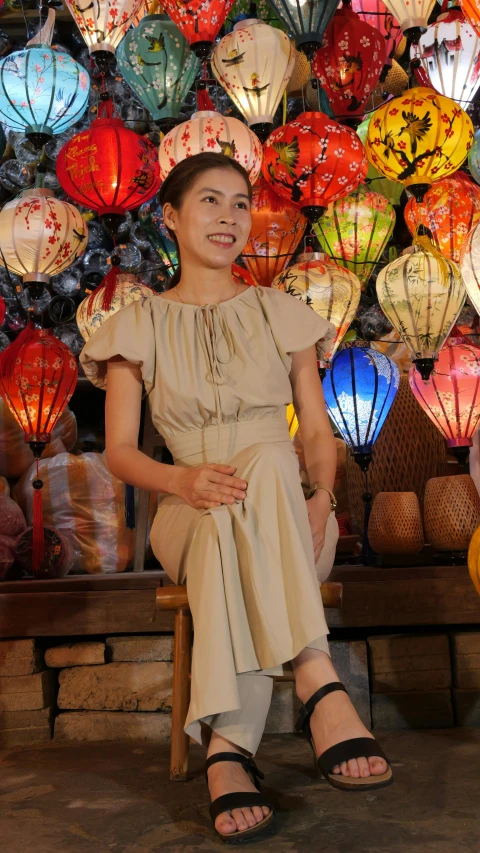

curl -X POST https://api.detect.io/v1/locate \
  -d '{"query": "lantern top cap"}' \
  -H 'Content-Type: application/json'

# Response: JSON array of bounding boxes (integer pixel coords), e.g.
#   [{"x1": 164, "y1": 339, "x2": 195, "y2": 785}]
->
[
  {"x1": 233, "y1": 18, "x2": 262, "y2": 31},
  {"x1": 21, "y1": 187, "x2": 53, "y2": 199},
  {"x1": 191, "y1": 110, "x2": 220, "y2": 120},
  {"x1": 297, "y1": 251, "x2": 328, "y2": 262}
]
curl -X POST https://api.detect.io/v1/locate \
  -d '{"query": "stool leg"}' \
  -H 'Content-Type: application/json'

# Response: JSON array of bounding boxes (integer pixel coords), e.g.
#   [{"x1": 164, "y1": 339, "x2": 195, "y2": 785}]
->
[{"x1": 170, "y1": 607, "x2": 192, "y2": 781}]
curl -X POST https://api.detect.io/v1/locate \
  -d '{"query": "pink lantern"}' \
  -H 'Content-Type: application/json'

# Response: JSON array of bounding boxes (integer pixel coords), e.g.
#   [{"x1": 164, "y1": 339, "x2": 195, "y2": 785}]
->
[{"x1": 349, "y1": 0, "x2": 403, "y2": 76}]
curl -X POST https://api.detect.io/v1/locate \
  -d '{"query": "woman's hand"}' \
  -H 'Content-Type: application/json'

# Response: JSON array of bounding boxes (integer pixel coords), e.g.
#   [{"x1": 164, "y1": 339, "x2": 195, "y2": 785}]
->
[
  {"x1": 306, "y1": 489, "x2": 332, "y2": 562},
  {"x1": 172, "y1": 464, "x2": 248, "y2": 510}
]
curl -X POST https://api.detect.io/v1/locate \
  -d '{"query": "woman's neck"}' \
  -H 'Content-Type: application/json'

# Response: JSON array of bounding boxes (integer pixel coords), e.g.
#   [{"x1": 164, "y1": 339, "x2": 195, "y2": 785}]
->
[{"x1": 176, "y1": 260, "x2": 238, "y2": 304}]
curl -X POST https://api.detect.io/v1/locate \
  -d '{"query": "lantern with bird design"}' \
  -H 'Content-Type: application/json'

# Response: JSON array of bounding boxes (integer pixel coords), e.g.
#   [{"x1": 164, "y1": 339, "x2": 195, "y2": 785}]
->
[
  {"x1": 357, "y1": 115, "x2": 404, "y2": 205},
  {"x1": 241, "y1": 177, "x2": 307, "y2": 287},
  {"x1": 376, "y1": 242, "x2": 466, "y2": 380},
  {"x1": 116, "y1": 14, "x2": 200, "y2": 126},
  {"x1": 413, "y1": 10, "x2": 480, "y2": 106},
  {"x1": 211, "y1": 19, "x2": 295, "y2": 141},
  {"x1": 380, "y1": 0, "x2": 436, "y2": 39},
  {"x1": 64, "y1": 0, "x2": 144, "y2": 60},
  {"x1": 266, "y1": 0, "x2": 340, "y2": 58},
  {"x1": 312, "y1": 185, "x2": 395, "y2": 287},
  {"x1": 161, "y1": 0, "x2": 235, "y2": 59},
  {"x1": 0, "y1": 46, "x2": 89, "y2": 148},
  {"x1": 56, "y1": 99, "x2": 161, "y2": 232},
  {"x1": 365, "y1": 86, "x2": 474, "y2": 202},
  {"x1": 262, "y1": 111, "x2": 368, "y2": 222},
  {"x1": 405, "y1": 173, "x2": 480, "y2": 264},
  {"x1": 350, "y1": 0, "x2": 403, "y2": 78},
  {"x1": 311, "y1": 7, "x2": 386, "y2": 121},
  {"x1": 0, "y1": 189, "x2": 87, "y2": 287},
  {"x1": 272, "y1": 250, "x2": 361, "y2": 367},
  {"x1": 159, "y1": 110, "x2": 263, "y2": 184}
]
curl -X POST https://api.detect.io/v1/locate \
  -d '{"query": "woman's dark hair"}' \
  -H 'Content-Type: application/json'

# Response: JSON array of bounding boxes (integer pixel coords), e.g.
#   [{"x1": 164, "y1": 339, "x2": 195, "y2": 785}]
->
[{"x1": 158, "y1": 152, "x2": 252, "y2": 288}]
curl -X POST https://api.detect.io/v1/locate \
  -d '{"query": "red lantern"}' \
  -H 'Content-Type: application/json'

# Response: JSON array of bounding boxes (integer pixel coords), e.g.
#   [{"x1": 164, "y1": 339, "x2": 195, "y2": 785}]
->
[
  {"x1": 409, "y1": 342, "x2": 480, "y2": 465},
  {"x1": 312, "y1": 8, "x2": 386, "y2": 120},
  {"x1": 350, "y1": 0, "x2": 403, "y2": 77},
  {"x1": 56, "y1": 100, "x2": 161, "y2": 232},
  {"x1": 0, "y1": 326, "x2": 77, "y2": 575},
  {"x1": 161, "y1": 0, "x2": 235, "y2": 59},
  {"x1": 262, "y1": 111, "x2": 368, "y2": 221}
]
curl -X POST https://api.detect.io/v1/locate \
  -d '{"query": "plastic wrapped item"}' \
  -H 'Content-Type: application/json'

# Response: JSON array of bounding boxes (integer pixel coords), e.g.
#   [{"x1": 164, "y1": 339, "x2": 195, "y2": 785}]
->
[
  {"x1": 0, "y1": 495, "x2": 26, "y2": 537},
  {"x1": 0, "y1": 477, "x2": 10, "y2": 497},
  {"x1": 53, "y1": 322, "x2": 85, "y2": 355},
  {"x1": 0, "y1": 160, "x2": 35, "y2": 193},
  {"x1": 15, "y1": 452, "x2": 134, "y2": 574},
  {"x1": 116, "y1": 243, "x2": 143, "y2": 272},
  {"x1": 0, "y1": 534, "x2": 16, "y2": 580},
  {"x1": 15, "y1": 526, "x2": 73, "y2": 579},
  {"x1": 0, "y1": 400, "x2": 77, "y2": 478}
]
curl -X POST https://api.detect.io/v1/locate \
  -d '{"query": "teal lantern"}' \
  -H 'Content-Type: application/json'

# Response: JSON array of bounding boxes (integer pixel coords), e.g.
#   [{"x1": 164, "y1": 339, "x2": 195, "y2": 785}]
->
[
  {"x1": 266, "y1": 0, "x2": 339, "y2": 58},
  {"x1": 116, "y1": 15, "x2": 200, "y2": 128},
  {"x1": 138, "y1": 195, "x2": 179, "y2": 276},
  {"x1": 0, "y1": 46, "x2": 90, "y2": 148}
]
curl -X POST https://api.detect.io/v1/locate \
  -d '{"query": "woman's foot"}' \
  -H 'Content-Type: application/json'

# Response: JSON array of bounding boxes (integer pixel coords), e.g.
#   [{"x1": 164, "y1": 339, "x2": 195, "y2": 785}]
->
[
  {"x1": 293, "y1": 649, "x2": 388, "y2": 779},
  {"x1": 206, "y1": 733, "x2": 271, "y2": 836}
]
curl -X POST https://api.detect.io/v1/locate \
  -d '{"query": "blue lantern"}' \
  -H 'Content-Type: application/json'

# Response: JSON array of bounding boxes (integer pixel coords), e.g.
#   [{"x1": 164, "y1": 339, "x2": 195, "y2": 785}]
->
[
  {"x1": 116, "y1": 15, "x2": 200, "y2": 127},
  {"x1": 469, "y1": 128, "x2": 480, "y2": 186},
  {"x1": 0, "y1": 47, "x2": 90, "y2": 148},
  {"x1": 138, "y1": 195, "x2": 179, "y2": 276}
]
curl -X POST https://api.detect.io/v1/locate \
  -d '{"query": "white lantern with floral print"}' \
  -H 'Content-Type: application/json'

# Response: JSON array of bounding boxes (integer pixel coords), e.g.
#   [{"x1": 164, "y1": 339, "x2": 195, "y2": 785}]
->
[{"x1": 64, "y1": 0, "x2": 144, "y2": 56}]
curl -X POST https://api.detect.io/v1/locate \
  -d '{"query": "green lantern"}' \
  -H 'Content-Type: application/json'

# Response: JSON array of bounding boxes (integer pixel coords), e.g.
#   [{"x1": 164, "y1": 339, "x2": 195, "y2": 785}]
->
[
  {"x1": 357, "y1": 116, "x2": 404, "y2": 207},
  {"x1": 116, "y1": 14, "x2": 200, "y2": 127},
  {"x1": 313, "y1": 185, "x2": 395, "y2": 289}
]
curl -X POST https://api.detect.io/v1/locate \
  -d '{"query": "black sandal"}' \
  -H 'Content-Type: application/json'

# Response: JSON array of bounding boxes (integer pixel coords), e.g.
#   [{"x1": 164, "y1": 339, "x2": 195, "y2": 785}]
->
[
  {"x1": 206, "y1": 752, "x2": 276, "y2": 844},
  {"x1": 295, "y1": 682, "x2": 394, "y2": 792}
]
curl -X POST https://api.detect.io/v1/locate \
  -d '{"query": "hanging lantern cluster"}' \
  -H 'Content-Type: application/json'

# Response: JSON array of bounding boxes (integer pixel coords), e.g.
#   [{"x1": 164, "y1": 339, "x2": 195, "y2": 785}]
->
[{"x1": 412, "y1": 10, "x2": 480, "y2": 106}]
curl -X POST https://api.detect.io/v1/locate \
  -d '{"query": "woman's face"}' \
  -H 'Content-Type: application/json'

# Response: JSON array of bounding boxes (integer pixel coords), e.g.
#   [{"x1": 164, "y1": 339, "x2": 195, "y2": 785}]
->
[{"x1": 162, "y1": 167, "x2": 252, "y2": 273}]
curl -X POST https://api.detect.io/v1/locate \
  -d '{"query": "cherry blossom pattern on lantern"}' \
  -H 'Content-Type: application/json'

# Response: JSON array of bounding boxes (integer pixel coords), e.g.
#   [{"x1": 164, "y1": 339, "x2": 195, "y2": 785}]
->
[{"x1": 64, "y1": 0, "x2": 145, "y2": 54}]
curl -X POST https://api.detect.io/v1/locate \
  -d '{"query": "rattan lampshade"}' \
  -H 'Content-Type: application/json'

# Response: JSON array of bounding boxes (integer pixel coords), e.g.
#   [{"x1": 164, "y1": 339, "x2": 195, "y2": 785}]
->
[
  {"x1": 368, "y1": 492, "x2": 424, "y2": 554},
  {"x1": 424, "y1": 474, "x2": 480, "y2": 551}
]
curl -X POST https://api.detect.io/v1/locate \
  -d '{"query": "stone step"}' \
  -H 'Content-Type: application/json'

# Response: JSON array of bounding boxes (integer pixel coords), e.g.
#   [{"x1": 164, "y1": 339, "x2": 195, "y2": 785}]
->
[
  {"x1": 0, "y1": 671, "x2": 55, "y2": 712},
  {"x1": 106, "y1": 636, "x2": 173, "y2": 662},
  {"x1": 45, "y1": 642, "x2": 106, "y2": 668},
  {"x1": 0, "y1": 639, "x2": 43, "y2": 677},
  {"x1": 57, "y1": 662, "x2": 173, "y2": 712},
  {"x1": 54, "y1": 711, "x2": 171, "y2": 743}
]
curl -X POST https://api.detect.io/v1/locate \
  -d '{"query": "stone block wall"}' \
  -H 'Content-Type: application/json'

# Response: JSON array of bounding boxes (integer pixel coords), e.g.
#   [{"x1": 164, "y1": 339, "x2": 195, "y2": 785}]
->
[{"x1": 0, "y1": 639, "x2": 55, "y2": 747}]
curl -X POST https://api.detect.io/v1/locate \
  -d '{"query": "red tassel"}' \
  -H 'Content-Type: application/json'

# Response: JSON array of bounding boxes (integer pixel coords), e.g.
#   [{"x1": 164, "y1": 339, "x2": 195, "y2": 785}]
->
[
  {"x1": 32, "y1": 473, "x2": 44, "y2": 578},
  {"x1": 256, "y1": 177, "x2": 288, "y2": 214},
  {"x1": 0, "y1": 323, "x2": 37, "y2": 381},
  {"x1": 197, "y1": 86, "x2": 216, "y2": 112},
  {"x1": 86, "y1": 262, "x2": 120, "y2": 318}
]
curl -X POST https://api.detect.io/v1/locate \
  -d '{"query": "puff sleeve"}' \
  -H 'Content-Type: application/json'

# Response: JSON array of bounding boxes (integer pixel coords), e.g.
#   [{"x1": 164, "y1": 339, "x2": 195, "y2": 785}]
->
[
  {"x1": 79, "y1": 297, "x2": 156, "y2": 391},
  {"x1": 254, "y1": 286, "x2": 336, "y2": 369}
]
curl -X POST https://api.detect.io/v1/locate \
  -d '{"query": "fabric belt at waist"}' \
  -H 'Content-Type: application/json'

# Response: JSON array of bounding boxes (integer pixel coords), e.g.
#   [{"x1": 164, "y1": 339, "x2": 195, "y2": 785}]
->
[{"x1": 166, "y1": 418, "x2": 292, "y2": 464}]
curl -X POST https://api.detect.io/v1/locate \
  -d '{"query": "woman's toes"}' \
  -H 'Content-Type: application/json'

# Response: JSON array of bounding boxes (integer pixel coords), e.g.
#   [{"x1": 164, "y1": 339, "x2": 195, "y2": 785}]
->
[
  {"x1": 369, "y1": 756, "x2": 388, "y2": 776},
  {"x1": 216, "y1": 813, "x2": 237, "y2": 835},
  {"x1": 241, "y1": 807, "x2": 257, "y2": 828},
  {"x1": 231, "y1": 809, "x2": 248, "y2": 831},
  {"x1": 347, "y1": 758, "x2": 360, "y2": 778},
  {"x1": 339, "y1": 760, "x2": 350, "y2": 777},
  {"x1": 331, "y1": 764, "x2": 341, "y2": 775},
  {"x1": 357, "y1": 756, "x2": 371, "y2": 778},
  {"x1": 252, "y1": 806, "x2": 265, "y2": 823},
  {"x1": 262, "y1": 805, "x2": 271, "y2": 818}
]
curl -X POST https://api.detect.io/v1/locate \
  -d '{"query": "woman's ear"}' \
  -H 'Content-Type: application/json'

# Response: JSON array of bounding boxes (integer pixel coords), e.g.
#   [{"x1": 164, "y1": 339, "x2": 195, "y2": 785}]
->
[{"x1": 162, "y1": 202, "x2": 176, "y2": 232}]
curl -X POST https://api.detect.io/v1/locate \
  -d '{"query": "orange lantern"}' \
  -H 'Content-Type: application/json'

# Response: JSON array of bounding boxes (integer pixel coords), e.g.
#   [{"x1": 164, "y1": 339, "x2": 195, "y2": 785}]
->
[
  {"x1": 161, "y1": 0, "x2": 235, "y2": 59},
  {"x1": 461, "y1": 0, "x2": 480, "y2": 38},
  {"x1": 241, "y1": 178, "x2": 307, "y2": 287},
  {"x1": 405, "y1": 173, "x2": 480, "y2": 264},
  {"x1": 0, "y1": 327, "x2": 77, "y2": 575}
]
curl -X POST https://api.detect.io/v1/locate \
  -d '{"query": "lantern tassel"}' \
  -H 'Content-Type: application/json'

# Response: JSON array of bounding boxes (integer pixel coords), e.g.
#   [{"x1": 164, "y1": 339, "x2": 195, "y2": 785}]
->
[
  {"x1": 86, "y1": 258, "x2": 121, "y2": 318},
  {"x1": 197, "y1": 86, "x2": 216, "y2": 112},
  {"x1": 0, "y1": 323, "x2": 37, "y2": 381},
  {"x1": 125, "y1": 484, "x2": 136, "y2": 529},
  {"x1": 32, "y1": 472, "x2": 45, "y2": 578}
]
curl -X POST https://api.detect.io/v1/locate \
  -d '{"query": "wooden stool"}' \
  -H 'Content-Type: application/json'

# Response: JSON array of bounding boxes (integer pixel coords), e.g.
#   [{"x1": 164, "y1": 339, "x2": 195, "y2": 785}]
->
[{"x1": 156, "y1": 582, "x2": 343, "y2": 781}]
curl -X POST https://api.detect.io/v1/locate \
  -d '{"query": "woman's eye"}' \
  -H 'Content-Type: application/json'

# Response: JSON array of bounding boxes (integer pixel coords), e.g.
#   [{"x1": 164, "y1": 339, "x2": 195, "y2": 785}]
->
[
  {"x1": 204, "y1": 196, "x2": 217, "y2": 203},
  {"x1": 236, "y1": 202, "x2": 249, "y2": 210}
]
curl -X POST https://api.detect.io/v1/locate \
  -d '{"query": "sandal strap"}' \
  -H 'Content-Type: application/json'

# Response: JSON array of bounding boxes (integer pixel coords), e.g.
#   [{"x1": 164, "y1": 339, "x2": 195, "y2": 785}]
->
[
  {"x1": 295, "y1": 682, "x2": 348, "y2": 734},
  {"x1": 205, "y1": 752, "x2": 264, "y2": 789},
  {"x1": 318, "y1": 737, "x2": 390, "y2": 777},
  {"x1": 209, "y1": 792, "x2": 273, "y2": 824}
]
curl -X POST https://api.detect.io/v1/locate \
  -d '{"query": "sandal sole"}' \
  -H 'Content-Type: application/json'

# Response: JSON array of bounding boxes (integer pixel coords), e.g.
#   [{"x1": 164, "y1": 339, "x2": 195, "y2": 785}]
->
[
  {"x1": 216, "y1": 812, "x2": 276, "y2": 844},
  {"x1": 326, "y1": 767, "x2": 394, "y2": 792}
]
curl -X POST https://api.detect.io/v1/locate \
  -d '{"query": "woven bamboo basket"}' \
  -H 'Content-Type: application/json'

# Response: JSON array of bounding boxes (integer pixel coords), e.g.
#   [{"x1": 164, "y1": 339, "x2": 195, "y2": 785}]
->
[
  {"x1": 424, "y1": 475, "x2": 480, "y2": 551},
  {"x1": 287, "y1": 50, "x2": 311, "y2": 96},
  {"x1": 346, "y1": 375, "x2": 448, "y2": 532},
  {"x1": 368, "y1": 492, "x2": 424, "y2": 555}
]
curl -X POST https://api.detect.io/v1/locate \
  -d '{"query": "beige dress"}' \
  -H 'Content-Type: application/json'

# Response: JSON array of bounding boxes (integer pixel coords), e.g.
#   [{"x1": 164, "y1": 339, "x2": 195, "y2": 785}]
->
[{"x1": 80, "y1": 284, "x2": 338, "y2": 754}]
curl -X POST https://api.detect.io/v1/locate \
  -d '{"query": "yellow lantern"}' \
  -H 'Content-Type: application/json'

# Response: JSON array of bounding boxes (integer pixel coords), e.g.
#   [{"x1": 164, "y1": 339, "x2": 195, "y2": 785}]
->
[
  {"x1": 211, "y1": 19, "x2": 295, "y2": 141},
  {"x1": 376, "y1": 243, "x2": 465, "y2": 380},
  {"x1": 271, "y1": 250, "x2": 361, "y2": 368},
  {"x1": 365, "y1": 86, "x2": 473, "y2": 202},
  {"x1": 381, "y1": 0, "x2": 435, "y2": 39}
]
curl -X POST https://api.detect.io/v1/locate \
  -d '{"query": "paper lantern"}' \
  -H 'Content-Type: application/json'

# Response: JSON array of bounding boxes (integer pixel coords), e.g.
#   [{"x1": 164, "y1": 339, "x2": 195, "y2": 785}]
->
[
  {"x1": 0, "y1": 47, "x2": 89, "y2": 148},
  {"x1": 116, "y1": 14, "x2": 200, "y2": 126},
  {"x1": 381, "y1": 0, "x2": 435, "y2": 38},
  {"x1": 350, "y1": 0, "x2": 403, "y2": 76},
  {"x1": 57, "y1": 101, "x2": 161, "y2": 231},
  {"x1": 271, "y1": 251, "x2": 361, "y2": 367},
  {"x1": 241, "y1": 177, "x2": 306, "y2": 287},
  {"x1": 159, "y1": 110, "x2": 263, "y2": 184},
  {"x1": 461, "y1": 0, "x2": 480, "y2": 40},
  {"x1": 266, "y1": 0, "x2": 339, "y2": 58},
  {"x1": 161, "y1": 0, "x2": 235, "y2": 59},
  {"x1": 313, "y1": 185, "x2": 395, "y2": 287},
  {"x1": 357, "y1": 116, "x2": 404, "y2": 204},
  {"x1": 77, "y1": 273, "x2": 153, "y2": 341},
  {"x1": 376, "y1": 243, "x2": 465, "y2": 380},
  {"x1": 311, "y1": 8, "x2": 386, "y2": 120},
  {"x1": 262, "y1": 111, "x2": 368, "y2": 221},
  {"x1": 468, "y1": 127, "x2": 480, "y2": 184},
  {"x1": 64, "y1": 0, "x2": 144, "y2": 59},
  {"x1": 211, "y1": 19, "x2": 295, "y2": 140},
  {"x1": 0, "y1": 189, "x2": 87, "y2": 287},
  {"x1": 405, "y1": 173, "x2": 480, "y2": 264},
  {"x1": 412, "y1": 11, "x2": 480, "y2": 106},
  {"x1": 460, "y1": 218, "x2": 480, "y2": 315},
  {"x1": 365, "y1": 86, "x2": 474, "y2": 201},
  {"x1": 138, "y1": 197, "x2": 179, "y2": 275},
  {"x1": 409, "y1": 343, "x2": 480, "y2": 464}
]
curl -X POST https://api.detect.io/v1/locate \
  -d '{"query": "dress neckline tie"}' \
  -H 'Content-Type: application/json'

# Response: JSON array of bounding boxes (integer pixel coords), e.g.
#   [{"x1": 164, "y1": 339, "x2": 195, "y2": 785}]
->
[{"x1": 195, "y1": 305, "x2": 236, "y2": 463}]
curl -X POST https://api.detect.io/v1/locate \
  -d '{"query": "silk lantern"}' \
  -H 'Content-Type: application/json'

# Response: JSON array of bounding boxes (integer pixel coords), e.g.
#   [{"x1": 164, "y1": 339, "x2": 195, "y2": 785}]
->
[
  {"x1": 271, "y1": 250, "x2": 361, "y2": 367},
  {"x1": 365, "y1": 86, "x2": 474, "y2": 201},
  {"x1": 313, "y1": 185, "x2": 395, "y2": 287},
  {"x1": 211, "y1": 19, "x2": 295, "y2": 141},
  {"x1": 76, "y1": 273, "x2": 153, "y2": 341},
  {"x1": 138, "y1": 197, "x2": 179, "y2": 275},
  {"x1": 0, "y1": 47, "x2": 89, "y2": 148},
  {"x1": 468, "y1": 127, "x2": 480, "y2": 184},
  {"x1": 0, "y1": 189, "x2": 87, "y2": 287},
  {"x1": 357, "y1": 116, "x2": 404, "y2": 205},
  {"x1": 350, "y1": 0, "x2": 403, "y2": 77},
  {"x1": 405, "y1": 174, "x2": 480, "y2": 264},
  {"x1": 461, "y1": 0, "x2": 480, "y2": 40},
  {"x1": 311, "y1": 7, "x2": 386, "y2": 120},
  {"x1": 413, "y1": 10, "x2": 480, "y2": 106},
  {"x1": 262, "y1": 111, "x2": 368, "y2": 221},
  {"x1": 409, "y1": 342, "x2": 480, "y2": 465},
  {"x1": 159, "y1": 110, "x2": 263, "y2": 184},
  {"x1": 64, "y1": 0, "x2": 144, "y2": 62},
  {"x1": 56, "y1": 100, "x2": 161, "y2": 232},
  {"x1": 460, "y1": 217, "x2": 480, "y2": 315},
  {"x1": 266, "y1": 0, "x2": 339, "y2": 58},
  {"x1": 0, "y1": 327, "x2": 77, "y2": 575},
  {"x1": 116, "y1": 14, "x2": 200, "y2": 127},
  {"x1": 381, "y1": 0, "x2": 435, "y2": 39},
  {"x1": 241, "y1": 177, "x2": 306, "y2": 287},
  {"x1": 161, "y1": 0, "x2": 235, "y2": 59},
  {"x1": 376, "y1": 243, "x2": 465, "y2": 380}
]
